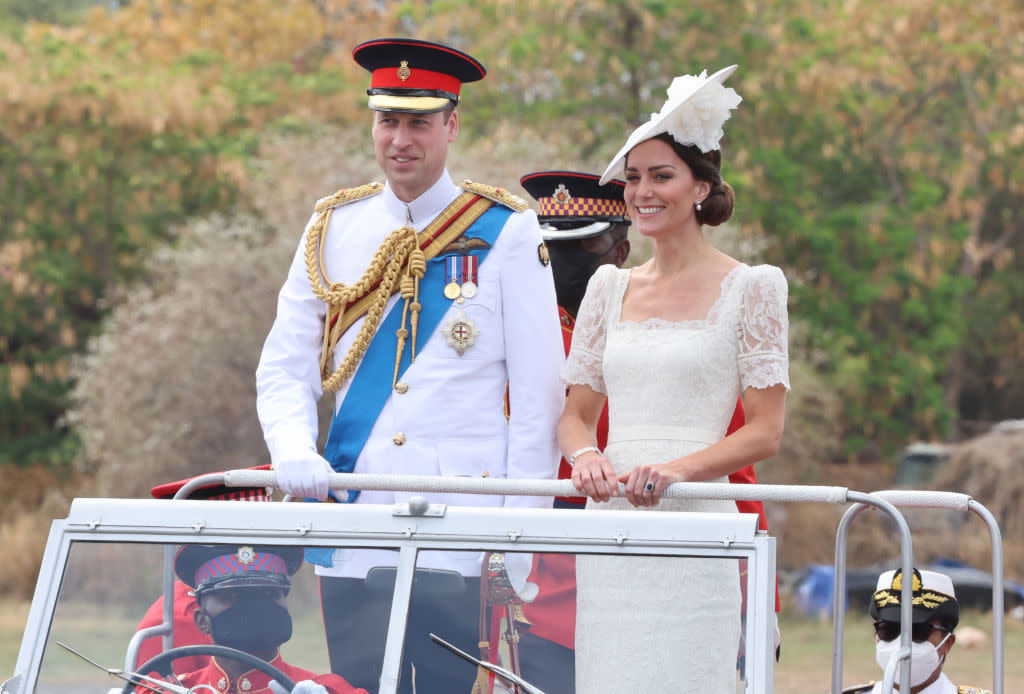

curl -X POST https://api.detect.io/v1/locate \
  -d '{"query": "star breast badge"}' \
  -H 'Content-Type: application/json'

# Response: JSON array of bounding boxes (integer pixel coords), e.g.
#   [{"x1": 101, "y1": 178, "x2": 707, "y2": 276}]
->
[{"x1": 444, "y1": 310, "x2": 480, "y2": 356}]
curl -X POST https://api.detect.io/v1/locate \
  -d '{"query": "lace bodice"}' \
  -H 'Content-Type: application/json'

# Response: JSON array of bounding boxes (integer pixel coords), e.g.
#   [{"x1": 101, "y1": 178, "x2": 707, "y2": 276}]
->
[{"x1": 563, "y1": 263, "x2": 790, "y2": 446}]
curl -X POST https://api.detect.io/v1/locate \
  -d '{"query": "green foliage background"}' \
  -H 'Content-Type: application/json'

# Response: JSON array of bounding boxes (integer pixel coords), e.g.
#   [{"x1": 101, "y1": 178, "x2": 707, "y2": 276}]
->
[{"x1": 1, "y1": 0, "x2": 1022, "y2": 472}]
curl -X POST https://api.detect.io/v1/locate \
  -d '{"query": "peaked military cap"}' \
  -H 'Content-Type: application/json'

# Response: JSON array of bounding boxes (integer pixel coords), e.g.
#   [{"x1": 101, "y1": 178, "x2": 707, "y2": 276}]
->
[
  {"x1": 870, "y1": 567, "x2": 959, "y2": 629},
  {"x1": 353, "y1": 37, "x2": 486, "y2": 113},
  {"x1": 149, "y1": 465, "x2": 273, "y2": 501},
  {"x1": 520, "y1": 171, "x2": 630, "y2": 241},
  {"x1": 175, "y1": 544, "x2": 304, "y2": 597}
]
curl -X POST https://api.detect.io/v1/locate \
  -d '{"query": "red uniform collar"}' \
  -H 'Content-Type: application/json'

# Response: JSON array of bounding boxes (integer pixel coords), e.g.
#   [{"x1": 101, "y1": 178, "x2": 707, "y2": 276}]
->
[{"x1": 195, "y1": 652, "x2": 284, "y2": 693}]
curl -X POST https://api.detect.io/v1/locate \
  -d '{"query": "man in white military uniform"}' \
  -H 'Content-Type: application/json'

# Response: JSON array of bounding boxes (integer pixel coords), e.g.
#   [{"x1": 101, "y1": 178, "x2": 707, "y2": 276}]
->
[
  {"x1": 849, "y1": 567, "x2": 991, "y2": 694},
  {"x1": 255, "y1": 37, "x2": 563, "y2": 694}
]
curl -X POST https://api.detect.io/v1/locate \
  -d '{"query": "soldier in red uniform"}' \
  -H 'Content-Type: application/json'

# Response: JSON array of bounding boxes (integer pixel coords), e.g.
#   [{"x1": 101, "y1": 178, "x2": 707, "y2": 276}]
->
[
  {"x1": 516, "y1": 171, "x2": 774, "y2": 692},
  {"x1": 158, "y1": 543, "x2": 368, "y2": 694},
  {"x1": 132, "y1": 469, "x2": 272, "y2": 675}
]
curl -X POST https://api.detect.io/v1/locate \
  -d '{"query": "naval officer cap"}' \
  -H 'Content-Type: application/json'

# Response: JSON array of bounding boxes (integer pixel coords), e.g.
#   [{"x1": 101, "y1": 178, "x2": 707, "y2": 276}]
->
[
  {"x1": 869, "y1": 567, "x2": 960, "y2": 629},
  {"x1": 353, "y1": 37, "x2": 486, "y2": 114},
  {"x1": 520, "y1": 171, "x2": 630, "y2": 242}
]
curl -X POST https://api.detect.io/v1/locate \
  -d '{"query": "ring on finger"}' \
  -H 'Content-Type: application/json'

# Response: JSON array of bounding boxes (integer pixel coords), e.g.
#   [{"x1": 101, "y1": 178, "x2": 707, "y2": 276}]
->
[{"x1": 644, "y1": 481, "x2": 655, "y2": 492}]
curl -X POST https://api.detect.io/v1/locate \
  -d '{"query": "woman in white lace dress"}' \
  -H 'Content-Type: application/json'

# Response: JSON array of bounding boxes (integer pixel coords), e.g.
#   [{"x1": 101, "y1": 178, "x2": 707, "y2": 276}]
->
[{"x1": 558, "y1": 66, "x2": 790, "y2": 693}]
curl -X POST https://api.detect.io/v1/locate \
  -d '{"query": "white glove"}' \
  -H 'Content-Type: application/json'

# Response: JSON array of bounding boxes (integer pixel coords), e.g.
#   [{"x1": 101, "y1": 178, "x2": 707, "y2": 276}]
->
[
  {"x1": 269, "y1": 679, "x2": 329, "y2": 694},
  {"x1": 274, "y1": 448, "x2": 333, "y2": 500},
  {"x1": 503, "y1": 552, "x2": 539, "y2": 603}
]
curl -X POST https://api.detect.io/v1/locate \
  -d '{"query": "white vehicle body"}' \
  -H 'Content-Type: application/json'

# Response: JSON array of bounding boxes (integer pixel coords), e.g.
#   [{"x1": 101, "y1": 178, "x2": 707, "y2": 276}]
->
[{"x1": 1, "y1": 473, "x2": 1005, "y2": 694}]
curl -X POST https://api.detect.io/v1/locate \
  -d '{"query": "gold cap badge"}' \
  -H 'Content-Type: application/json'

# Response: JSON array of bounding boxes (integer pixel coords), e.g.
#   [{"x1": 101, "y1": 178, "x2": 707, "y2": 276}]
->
[{"x1": 397, "y1": 60, "x2": 411, "y2": 82}]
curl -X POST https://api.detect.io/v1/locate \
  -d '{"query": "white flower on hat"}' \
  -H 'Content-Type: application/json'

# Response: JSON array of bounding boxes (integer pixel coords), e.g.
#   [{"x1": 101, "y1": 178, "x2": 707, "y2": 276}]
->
[
  {"x1": 599, "y1": 65, "x2": 742, "y2": 185},
  {"x1": 658, "y1": 71, "x2": 742, "y2": 153}
]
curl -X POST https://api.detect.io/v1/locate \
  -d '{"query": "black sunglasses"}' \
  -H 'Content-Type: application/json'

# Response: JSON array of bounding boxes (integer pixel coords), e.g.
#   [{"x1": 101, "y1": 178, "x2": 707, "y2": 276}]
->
[{"x1": 873, "y1": 620, "x2": 950, "y2": 643}]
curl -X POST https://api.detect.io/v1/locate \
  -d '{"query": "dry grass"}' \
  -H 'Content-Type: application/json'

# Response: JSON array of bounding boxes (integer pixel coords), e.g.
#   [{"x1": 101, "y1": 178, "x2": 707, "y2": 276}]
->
[
  {"x1": 0, "y1": 465, "x2": 83, "y2": 598},
  {"x1": 0, "y1": 598, "x2": 30, "y2": 673}
]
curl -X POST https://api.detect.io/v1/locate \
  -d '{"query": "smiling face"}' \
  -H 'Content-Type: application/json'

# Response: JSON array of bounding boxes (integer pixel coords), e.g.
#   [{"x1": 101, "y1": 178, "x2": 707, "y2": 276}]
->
[
  {"x1": 623, "y1": 138, "x2": 710, "y2": 238},
  {"x1": 372, "y1": 108, "x2": 458, "y2": 202}
]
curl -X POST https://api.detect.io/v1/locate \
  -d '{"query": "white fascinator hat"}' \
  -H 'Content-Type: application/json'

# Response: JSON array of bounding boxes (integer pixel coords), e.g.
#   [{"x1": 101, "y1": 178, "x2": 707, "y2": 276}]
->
[{"x1": 599, "y1": 65, "x2": 742, "y2": 185}]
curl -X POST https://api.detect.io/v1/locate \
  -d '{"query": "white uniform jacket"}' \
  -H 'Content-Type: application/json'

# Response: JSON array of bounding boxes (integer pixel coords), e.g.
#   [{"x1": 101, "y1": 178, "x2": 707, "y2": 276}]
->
[{"x1": 256, "y1": 172, "x2": 564, "y2": 578}]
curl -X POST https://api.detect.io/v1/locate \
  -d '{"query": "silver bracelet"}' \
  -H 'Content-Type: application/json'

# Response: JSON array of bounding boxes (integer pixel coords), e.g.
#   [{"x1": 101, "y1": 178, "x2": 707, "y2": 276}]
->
[{"x1": 567, "y1": 446, "x2": 601, "y2": 467}]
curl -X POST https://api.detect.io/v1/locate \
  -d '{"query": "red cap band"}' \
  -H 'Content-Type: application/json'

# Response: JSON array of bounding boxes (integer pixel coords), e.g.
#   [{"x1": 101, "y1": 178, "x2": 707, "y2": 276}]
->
[{"x1": 370, "y1": 66, "x2": 462, "y2": 96}]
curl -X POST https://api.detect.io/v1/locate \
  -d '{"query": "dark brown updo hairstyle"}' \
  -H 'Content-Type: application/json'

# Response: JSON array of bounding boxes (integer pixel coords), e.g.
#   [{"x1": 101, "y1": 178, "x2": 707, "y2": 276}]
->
[{"x1": 646, "y1": 132, "x2": 735, "y2": 227}]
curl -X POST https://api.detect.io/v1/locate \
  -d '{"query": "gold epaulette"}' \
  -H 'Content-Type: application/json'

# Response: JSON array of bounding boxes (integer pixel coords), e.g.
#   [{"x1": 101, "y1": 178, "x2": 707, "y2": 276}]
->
[
  {"x1": 314, "y1": 181, "x2": 384, "y2": 213},
  {"x1": 958, "y1": 687, "x2": 992, "y2": 694},
  {"x1": 460, "y1": 180, "x2": 529, "y2": 212}
]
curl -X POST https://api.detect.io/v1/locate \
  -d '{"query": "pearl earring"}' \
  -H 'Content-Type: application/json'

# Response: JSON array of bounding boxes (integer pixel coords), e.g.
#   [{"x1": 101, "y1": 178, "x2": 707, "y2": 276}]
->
[{"x1": 695, "y1": 200, "x2": 702, "y2": 211}]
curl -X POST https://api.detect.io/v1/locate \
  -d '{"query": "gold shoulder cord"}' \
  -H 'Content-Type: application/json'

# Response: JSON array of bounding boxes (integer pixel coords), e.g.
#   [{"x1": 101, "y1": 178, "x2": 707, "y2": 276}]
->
[
  {"x1": 303, "y1": 182, "x2": 426, "y2": 393},
  {"x1": 307, "y1": 186, "x2": 492, "y2": 394}
]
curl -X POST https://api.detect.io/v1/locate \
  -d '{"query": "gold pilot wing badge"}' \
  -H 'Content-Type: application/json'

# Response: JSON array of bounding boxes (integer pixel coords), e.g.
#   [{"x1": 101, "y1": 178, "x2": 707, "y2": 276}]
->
[{"x1": 444, "y1": 310, "x2": 480, "y2": 356}]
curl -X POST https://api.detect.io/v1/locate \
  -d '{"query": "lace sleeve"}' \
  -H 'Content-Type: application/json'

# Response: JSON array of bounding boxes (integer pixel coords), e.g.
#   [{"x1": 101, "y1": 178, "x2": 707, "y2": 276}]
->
[
  {"x1": 562, "y1": 264, "x2": 618, "y2": 394},
  {"x1": 738, "y1": 265, "x2": 791, "y2": 391}
]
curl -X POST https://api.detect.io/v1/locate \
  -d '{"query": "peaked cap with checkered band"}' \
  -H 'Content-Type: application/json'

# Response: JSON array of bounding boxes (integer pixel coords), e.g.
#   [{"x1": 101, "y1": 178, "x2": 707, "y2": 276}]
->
[
  {"x1": 175, "y1": 544, "x2": 303, "y2": 597},
  {"x1": 520, "y1": 170, "x2": 630, "y2": 241}
]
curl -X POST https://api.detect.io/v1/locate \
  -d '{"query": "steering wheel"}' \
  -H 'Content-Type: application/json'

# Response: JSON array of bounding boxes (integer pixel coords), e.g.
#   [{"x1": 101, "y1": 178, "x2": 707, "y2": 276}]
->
[{"x1": 125, "y1": 644, "x2": 296, "y2": 693}]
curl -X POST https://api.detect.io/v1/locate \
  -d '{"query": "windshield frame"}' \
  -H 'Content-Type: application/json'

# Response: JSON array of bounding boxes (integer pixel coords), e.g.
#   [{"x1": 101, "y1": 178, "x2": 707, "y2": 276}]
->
[{"x1": 9, "y1": 496, "x2": 775, "y2": 694}]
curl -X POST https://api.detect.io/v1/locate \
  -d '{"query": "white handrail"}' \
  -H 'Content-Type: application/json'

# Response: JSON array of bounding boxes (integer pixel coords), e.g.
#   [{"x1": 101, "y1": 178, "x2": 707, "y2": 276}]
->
[{"x1": 222, "y1": 469, "x2": 851, "y2": 504}]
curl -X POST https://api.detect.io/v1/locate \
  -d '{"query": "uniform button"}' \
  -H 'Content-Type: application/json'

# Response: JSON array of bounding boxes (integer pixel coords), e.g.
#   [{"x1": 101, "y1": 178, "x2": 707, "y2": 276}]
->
[
  {"x1": 395, "y1": 381, "x2": 409, "y2": 394},
  {"x1": 393, "y1": 433, "x2": 407, "y2": 446},
  {"x1": 239, "y1": 676, "x2": 252, "y2": 691},
  {"x1": 481, "y1": 470, "x2": 490, "y2": 478}
]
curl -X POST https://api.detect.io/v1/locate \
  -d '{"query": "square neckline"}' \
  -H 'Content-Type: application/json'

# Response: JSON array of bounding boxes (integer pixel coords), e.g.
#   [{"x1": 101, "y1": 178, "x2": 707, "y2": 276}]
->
[{"x1": 614, "y1": 263, "x2": 747, "y2": 329}]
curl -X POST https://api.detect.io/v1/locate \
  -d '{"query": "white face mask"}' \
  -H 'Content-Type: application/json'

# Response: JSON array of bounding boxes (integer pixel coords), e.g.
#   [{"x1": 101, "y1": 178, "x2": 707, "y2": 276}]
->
[{"x1": 875, "y1": 632, "x2": 950, "y2": 687}]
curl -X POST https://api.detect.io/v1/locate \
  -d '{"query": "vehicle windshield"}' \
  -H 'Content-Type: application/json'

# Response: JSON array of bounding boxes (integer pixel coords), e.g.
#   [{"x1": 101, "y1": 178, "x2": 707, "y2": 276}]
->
[{"x1": 14, "y1": 498, "x2": 771, "y2": 694}]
